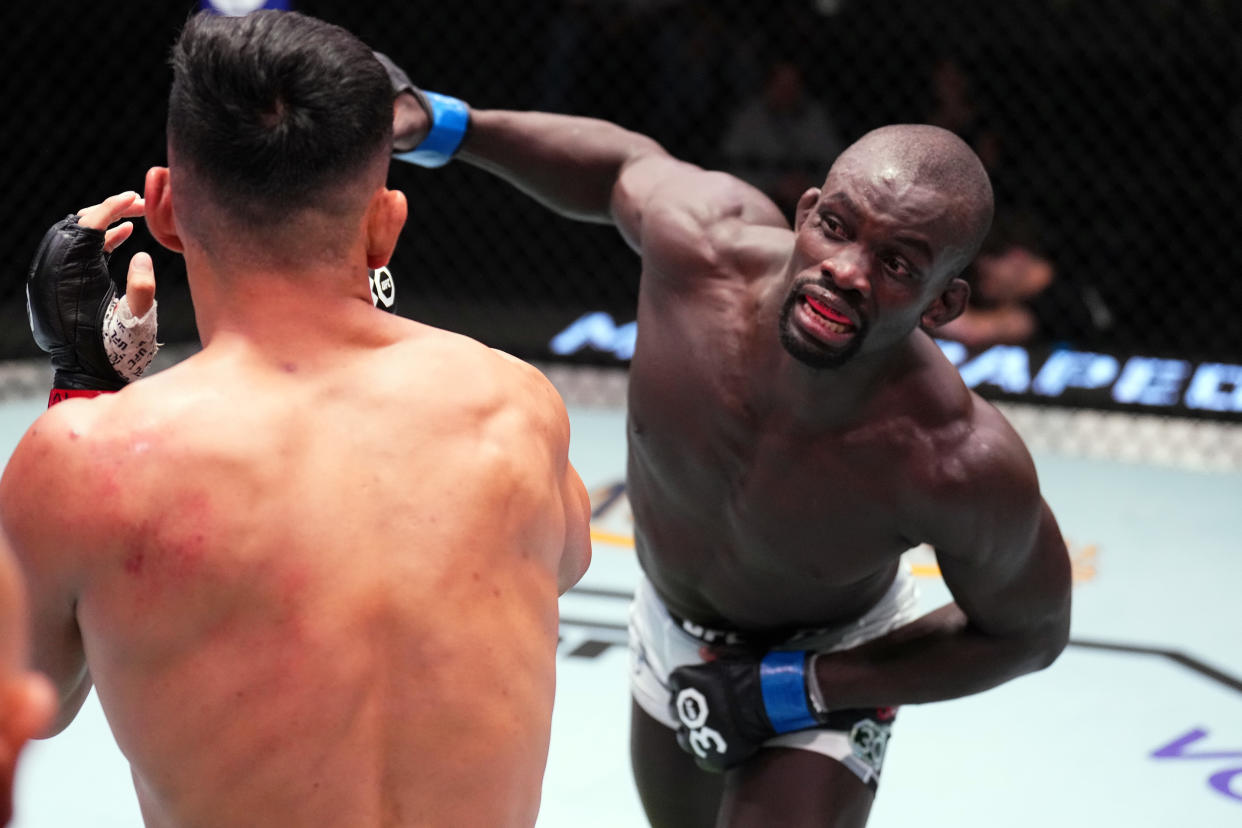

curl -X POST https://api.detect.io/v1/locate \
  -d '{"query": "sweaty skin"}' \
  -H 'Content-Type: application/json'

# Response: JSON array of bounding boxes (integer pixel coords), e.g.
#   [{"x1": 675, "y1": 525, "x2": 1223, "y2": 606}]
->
[
  {"x1": 0, "y1": 188, "x2": 591, "y2": 827},
  {"x1": 399, "y1": 101, "x2": 1071, "y2": 826}
]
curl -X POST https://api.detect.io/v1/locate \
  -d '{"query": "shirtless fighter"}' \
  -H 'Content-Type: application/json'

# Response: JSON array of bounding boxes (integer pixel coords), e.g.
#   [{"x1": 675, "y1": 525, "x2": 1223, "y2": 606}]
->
[
  {"x1": 386, "y1": 66, "x2": 1072, "y2": 826},
  {"x1": 4, "y1": 11, "x2": 589, "y2": 827},
  {"x1": 0, "y1": 542, "x2": 54, "y2": 826}
]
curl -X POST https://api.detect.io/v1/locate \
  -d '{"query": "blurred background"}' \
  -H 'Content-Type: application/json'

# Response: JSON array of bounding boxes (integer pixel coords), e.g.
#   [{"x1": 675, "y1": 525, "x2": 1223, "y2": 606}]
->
[
  {"x1": 2, "y1": 0, "x2": 1241, "y2": 427},
  {"x1": 5, "y1": 3, "x2": 1242, "y2": 825}
]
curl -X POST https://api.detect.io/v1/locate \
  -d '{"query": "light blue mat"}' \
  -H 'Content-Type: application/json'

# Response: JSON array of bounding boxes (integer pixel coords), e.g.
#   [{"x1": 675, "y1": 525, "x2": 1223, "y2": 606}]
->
[{"x1": 9, "y1": 399, "x2": 1242, "y2": 826}]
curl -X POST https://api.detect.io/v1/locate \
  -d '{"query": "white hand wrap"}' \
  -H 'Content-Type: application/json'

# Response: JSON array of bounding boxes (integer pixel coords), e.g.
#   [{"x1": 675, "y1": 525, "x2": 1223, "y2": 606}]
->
[{"x1": 102, "y1": 295, "x2": 159, "y2": 382}]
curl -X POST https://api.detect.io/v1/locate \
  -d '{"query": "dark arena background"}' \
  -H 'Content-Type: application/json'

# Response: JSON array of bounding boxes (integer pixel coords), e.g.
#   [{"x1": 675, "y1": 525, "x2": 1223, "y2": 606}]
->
[
  {"x1": 3, "y1": 0, "x2": 1241, "y2": 425},
  {"x1": 5, "y1": 3, "x2": 1242, "y2": 826}
]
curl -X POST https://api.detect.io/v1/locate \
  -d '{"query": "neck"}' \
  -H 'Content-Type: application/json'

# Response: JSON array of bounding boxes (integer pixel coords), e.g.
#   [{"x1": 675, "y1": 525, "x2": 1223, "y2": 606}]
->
[
  {"x1": 753, "y1": 284, "x2": 924, "y2": 426},
  {"x1": 184, "y1": 250, "x2": 377, "y2": 350}
]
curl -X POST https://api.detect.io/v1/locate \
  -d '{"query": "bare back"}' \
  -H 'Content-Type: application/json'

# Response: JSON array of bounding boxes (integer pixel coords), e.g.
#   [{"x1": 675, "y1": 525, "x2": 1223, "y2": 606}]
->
[{"x1": 4, "y1": 314, "x2": 587, "y2": 827}]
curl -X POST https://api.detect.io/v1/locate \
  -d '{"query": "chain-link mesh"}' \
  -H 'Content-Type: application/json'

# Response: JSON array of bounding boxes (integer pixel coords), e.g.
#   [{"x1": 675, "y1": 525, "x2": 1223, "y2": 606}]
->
[{"x1": 3, "y1": 1, "x2": 1240, "y2": 367}]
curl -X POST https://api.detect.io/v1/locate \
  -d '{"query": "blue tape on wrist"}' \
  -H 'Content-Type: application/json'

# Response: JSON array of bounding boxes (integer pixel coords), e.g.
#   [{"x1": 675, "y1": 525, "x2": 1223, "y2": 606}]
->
[
  {"x1": 759, "y1": 651, "x2": 818, "y2": 733},
  {"x1": 394, "y1": 91, "x2": 470, "y2": 168}
]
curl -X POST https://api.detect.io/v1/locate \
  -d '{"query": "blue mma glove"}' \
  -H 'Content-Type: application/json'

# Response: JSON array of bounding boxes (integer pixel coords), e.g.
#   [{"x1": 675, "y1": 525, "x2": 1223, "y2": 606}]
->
[
  {"x1": 668, "y1": 650, "x2": 822, "y2": 772},
  {"x1": 373, "y1": 51, "x2": 470, "y2": 168}
]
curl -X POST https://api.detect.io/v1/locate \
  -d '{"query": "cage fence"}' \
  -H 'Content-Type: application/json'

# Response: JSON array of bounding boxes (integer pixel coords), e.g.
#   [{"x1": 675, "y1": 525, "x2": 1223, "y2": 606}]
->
[{"x1": 2, "y1": 0, "x2": 1239, "y2": 455}]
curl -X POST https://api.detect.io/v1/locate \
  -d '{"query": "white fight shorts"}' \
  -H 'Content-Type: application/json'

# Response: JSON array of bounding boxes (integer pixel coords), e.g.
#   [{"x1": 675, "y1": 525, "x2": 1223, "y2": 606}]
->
[{"x1": 629, "y1": 566, "x2": 919, "y2": 790}]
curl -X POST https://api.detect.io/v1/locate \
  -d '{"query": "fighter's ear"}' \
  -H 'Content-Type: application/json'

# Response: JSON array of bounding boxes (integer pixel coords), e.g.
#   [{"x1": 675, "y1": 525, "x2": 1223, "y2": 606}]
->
[
  {"x1": 921, "y1": 276, "x2": 970, "y2": 329},
  {"x1": 365, "y1": 188, "x2": 408, "y2": 270},
  {"x1": 794, "y1": 187, "x2": 821, "y2": 230},
  {"x1": 144, "y1": 167, "x2": 183, "y2": 254}
]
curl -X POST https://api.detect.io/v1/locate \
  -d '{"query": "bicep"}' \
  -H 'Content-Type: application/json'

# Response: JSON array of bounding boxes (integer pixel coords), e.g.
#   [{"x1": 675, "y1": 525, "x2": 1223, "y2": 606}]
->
[
  {"x1": 22, "y1": 573, "x2": 90, "y2": 736},
  {"x1": 934, "y1": 499, "x2": 1071, "y2": 645},
  {"x1": 610, "y1": 156, "x2": 786, "y2": 257},
  {"x1": 0, "y1": 427, "x2": 91, "y2": 733},
  {"x1": 557, "y1": 462, "x2": 591, "y2": 595},
  {"x1": 501, "y1": 359, "x2": 591, "y2": 594}
]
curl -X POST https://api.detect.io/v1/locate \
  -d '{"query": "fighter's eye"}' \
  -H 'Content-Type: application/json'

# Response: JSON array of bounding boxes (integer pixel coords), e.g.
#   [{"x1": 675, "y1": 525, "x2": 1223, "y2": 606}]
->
[
  {"x1": 884, "y1": 255, "x2": 912, "y2": 278},
  {"x1": 820, "y1": 214, "x2": 844, "y2": 237}
]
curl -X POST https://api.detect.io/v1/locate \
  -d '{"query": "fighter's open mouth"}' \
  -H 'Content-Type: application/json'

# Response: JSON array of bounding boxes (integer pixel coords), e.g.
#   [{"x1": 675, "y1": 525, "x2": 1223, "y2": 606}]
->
[{"x1": 802, "y1": 295, "x2": 855, "y2": 333}]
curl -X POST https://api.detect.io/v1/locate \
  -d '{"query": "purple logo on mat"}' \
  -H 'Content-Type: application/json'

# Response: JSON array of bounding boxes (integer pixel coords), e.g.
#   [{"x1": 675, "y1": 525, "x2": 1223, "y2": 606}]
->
[{"x1": 1152, "y1": 727, "x2": 1242, "y2": 803}]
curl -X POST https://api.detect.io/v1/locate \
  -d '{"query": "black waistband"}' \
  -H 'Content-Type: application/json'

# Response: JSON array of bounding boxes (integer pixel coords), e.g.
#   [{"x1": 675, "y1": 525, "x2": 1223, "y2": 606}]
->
[{"x1": 667, "y1": 610, "x2": 836, "y2": 650}]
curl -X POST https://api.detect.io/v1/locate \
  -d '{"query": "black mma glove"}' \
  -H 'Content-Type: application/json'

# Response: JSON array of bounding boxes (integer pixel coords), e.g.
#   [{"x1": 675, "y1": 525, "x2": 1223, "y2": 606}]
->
[
  {"x1": 373, "y1": 51, "x2": 470, "y2": 168},
  {"x1": 668, "y1": 650, "x2": 824, "y2": 773},
  {"x1": 27, "y1": 215, "x2": 153, "y2": 398}
]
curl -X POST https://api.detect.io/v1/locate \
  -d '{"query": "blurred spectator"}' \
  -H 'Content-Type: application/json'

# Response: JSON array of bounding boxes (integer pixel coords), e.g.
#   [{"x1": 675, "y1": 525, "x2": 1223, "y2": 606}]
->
[
  {"x1": 922, "y1": 56, "x2": 1057, "y2": 348},
  {"x1": 932, "y1": 213, "x2": 1056, "y2": 349},
  {"x1": 925, "y1": 55, "x2": 1002, "y2": 174},
  {"x1": 720, "y1": 59, "x2": 844, "y2": 217},
  {"x1": 648, "y1": 2, "x2": 758, "y2": 150}
]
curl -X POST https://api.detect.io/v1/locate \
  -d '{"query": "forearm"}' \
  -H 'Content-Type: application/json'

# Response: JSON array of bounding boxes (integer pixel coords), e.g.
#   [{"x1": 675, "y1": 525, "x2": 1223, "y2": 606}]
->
[
  {"x1": 811, "y1": 602, "x2": 1069, "y2": 711},
  {"x1": 457, "y1": 109, "x2": 666, "y2": 223},
  {"x1": 42, "y1": 663, "x2": 90, "y2": 738}
]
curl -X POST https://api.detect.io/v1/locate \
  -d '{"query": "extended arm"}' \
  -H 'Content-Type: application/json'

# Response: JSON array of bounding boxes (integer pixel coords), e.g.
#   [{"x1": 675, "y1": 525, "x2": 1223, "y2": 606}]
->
[
  {"x1": 0, "y1": 412, "x2": 94, "y2": 736},
  {"x1": 387, "y1": 58, "x2": 788, "y2": 257}
]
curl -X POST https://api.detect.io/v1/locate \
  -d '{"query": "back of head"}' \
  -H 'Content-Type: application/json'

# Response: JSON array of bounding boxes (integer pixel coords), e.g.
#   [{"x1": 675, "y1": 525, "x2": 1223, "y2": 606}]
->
[
  {"x1": 838, "y1": 124, "x2": 994, "y2": 274},
  {"x1": 167, "y1": 10, "x2": 392, "y2": 245}
]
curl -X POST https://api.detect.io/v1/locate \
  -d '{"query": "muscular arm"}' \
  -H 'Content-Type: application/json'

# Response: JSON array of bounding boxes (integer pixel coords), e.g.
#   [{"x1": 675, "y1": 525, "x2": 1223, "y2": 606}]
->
[
  {"x1": 0, "y1": 408, "x2": 94, "y2": 736},
  {"x1": 492, "y1": 350, "x2": 591, "y2": 594},
  {"x1": 459, "y1": 110, "x2": 663, "y2": 227},
  {"x1": 0, "y1": 531, "x2": 56, "y2": 823},
  {"x1": 405, "y1": 102, "x2": 788, "y2": 257},
  {"x1": 811, "y1": 446, "x2": 1072, "y2": 710}
]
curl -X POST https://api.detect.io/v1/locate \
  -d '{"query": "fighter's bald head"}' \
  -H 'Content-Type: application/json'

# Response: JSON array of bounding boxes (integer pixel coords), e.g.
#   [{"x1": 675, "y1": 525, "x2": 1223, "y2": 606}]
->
[{"x1": 831, "y1": 124, "x2": 994, "y2": 276}]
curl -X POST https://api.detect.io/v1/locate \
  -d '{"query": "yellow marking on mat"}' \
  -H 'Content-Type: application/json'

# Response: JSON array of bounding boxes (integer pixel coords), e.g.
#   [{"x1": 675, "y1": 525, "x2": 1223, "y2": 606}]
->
[
  {"x1": 1071, "y1": 543, "x2": 1098, "y2": 584},
  {"x1": 590, "y1": 528, "x2": 635, "y2": 548}
]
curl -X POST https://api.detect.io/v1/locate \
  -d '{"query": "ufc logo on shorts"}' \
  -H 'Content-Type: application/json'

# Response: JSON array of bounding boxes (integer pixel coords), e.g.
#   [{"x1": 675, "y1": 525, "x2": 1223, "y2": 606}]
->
[{"x1": 675, "y1": 687, "x2": 728, "y2": 759}]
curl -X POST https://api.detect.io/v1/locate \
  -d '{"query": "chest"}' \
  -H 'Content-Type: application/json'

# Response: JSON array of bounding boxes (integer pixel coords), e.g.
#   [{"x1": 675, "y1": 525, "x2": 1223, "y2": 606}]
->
[{"x1": 628, "y1": 354, "x2": 922, "y2": 581}]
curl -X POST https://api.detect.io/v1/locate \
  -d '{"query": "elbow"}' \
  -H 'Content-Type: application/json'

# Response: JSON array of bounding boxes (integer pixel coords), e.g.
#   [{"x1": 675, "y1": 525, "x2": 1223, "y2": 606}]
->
[{"x1": 1029, "y1": 611, "x2": 1071, "y2": 673}]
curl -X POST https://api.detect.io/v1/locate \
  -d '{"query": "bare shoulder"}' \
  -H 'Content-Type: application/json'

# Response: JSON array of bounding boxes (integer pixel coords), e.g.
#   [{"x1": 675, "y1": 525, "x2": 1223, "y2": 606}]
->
[
  {"x1": 911, "y1": 392, "x2": 1044, "y2": 560},
  {"x1": 395, "y1": 328, "x2": 570, "y2": 445},
  {"x1": 2, "y1": 398, "x2": 104, "y2": 491},
  {"x1": 484, "y1": 349, "x2": 572, "y2": 446},
  {"x1": 615, "y1": 159, "x2": 791, "y2": 287},
  {"x1": 0, "y1": 396, "x2": 121, "y2": 561}
]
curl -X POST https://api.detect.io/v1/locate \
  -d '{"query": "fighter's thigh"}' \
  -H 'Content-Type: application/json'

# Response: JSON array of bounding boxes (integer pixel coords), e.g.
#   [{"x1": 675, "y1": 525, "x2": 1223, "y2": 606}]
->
[
  {"x1": 630, "y1": 700, "x2": 725, "y2": 828},
  {"x1": 718, "y1": 747, "x2": 874, "y2": 828}
]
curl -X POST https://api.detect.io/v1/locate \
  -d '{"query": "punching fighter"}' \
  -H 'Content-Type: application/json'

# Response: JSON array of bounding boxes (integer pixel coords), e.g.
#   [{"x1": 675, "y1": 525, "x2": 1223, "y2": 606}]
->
[
  {"x1": 5, "y1": 11, "x2": 589, "y2": 827},
  {"x1": 385, "y1": 63, "x2": 1072, "y2": 826}
]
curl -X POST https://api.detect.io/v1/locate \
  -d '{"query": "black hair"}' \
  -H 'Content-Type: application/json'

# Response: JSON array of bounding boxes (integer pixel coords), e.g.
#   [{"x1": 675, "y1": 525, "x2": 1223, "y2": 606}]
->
[{"x1": 167, "y1": 10, "x2": 392, "y2": 222}]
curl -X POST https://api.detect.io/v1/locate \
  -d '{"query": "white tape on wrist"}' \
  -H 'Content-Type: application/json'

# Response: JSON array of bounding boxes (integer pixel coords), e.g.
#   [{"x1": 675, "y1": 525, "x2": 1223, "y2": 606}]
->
[
  {"x1": 103, "y1": 295, "x2": 159, "y2": 382},
  {"x1": 806, "y1": 653, "x2": 830, "y2": 717}
]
